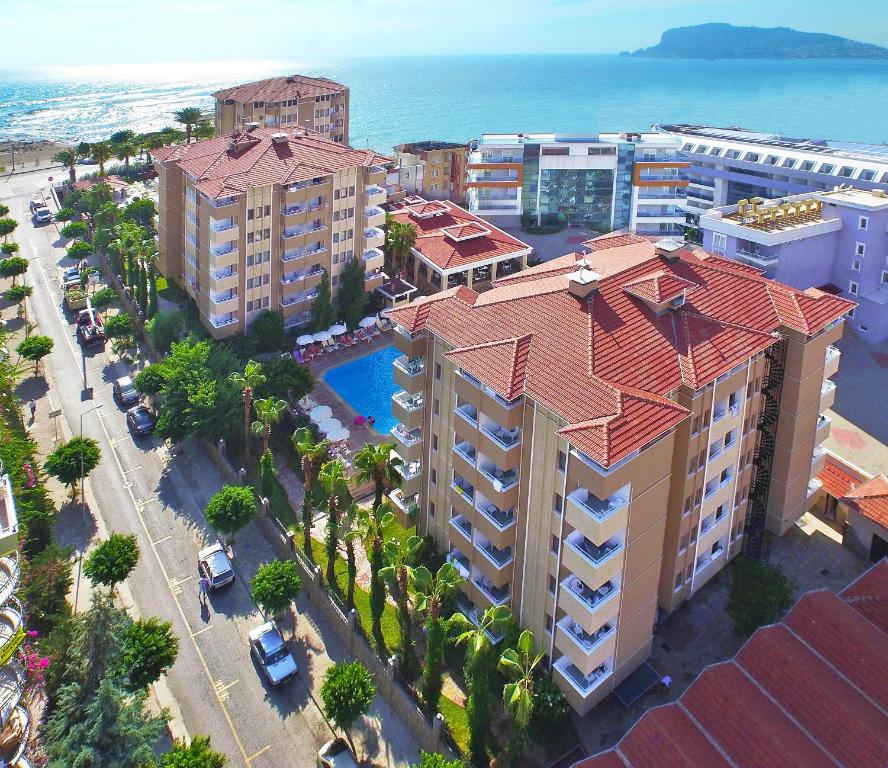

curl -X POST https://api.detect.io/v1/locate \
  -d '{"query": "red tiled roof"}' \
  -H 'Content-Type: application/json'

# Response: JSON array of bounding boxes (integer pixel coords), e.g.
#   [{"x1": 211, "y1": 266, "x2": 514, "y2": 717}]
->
[
  {"x1": 583, "y1": 233, "x2": 651, "y2": 251},
  {"x1": 385, "y1": 198, "x2": 530, "y2": 272},
  {"x1": 573, "y1": 561, "x2": 888, "y2": 768},
  {"x1": 844, "y1": 474, "x2": 888, "y2": 528},
  {"x1": 212, "y1": 74, "x2": 347, "y2": 104},
  {"x1": 818, "y1": 454, "x2": 864, "y2": 499},
  {"x1": 443, "y1": 222, "x2": 489, "y2": 241},
  {"x1": 446, "y1": 335, "x2": 531, "y2": 402},
  {"x1": 72, "y1": 174, "x2": 128, "y2": 191},
  {"x1": 388, "y1": 240, "x2": 853, "y2": 468},
  {"x1": 151, "y1": 127, "x2": 389, "y2": 199}
]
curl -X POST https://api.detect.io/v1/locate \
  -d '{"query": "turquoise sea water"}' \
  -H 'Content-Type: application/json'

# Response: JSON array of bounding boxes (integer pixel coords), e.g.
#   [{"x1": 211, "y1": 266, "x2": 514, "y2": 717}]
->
[
  {"x1": 1, "y1": 56, "x2": 887, "y2": 151},
  {"x1": 322, "y1": 344, "x2": 400, "y2": 435}
]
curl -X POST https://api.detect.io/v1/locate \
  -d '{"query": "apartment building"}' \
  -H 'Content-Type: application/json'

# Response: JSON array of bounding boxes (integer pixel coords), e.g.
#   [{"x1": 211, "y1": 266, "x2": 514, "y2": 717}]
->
[
  {"x1": 393, "y1": 142, "x2": 469, "y2": 203},
  {"x1": 466, "y1": 132, "x2": 687, "y2": 236},
  {"x1": 658, "y1": 124, "x2": 888, "y2": 220},
  {"x1": 213, "y1": 75, "x2": 349, "y2": 144},
  {"x1": 383, "y1": 196, "x2": 532, "y2": 296},
  {"x1": 385, "y1": 233, "x2": 852, "y2": 714},
  {"x1": 151, "y1": 125, "x2": 389, "y2": 338},
  {"x1": 700, "y1": 187, "x2": 888, "y2": 342}
]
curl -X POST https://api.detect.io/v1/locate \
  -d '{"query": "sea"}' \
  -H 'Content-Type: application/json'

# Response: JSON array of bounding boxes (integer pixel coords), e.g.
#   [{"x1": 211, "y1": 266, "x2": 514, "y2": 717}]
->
[{"x1": 1, "y1": 56, "x2": 888, "y2": 152}]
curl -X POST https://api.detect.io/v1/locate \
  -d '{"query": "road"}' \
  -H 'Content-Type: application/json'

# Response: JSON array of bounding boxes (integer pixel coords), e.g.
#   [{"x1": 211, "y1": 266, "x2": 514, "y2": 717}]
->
[{"x1": 0, "y1": 168, "x2": 419, "y2": 767}]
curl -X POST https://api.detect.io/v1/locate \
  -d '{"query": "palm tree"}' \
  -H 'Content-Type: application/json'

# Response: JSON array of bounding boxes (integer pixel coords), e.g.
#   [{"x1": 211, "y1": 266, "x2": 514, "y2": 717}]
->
[
  {"x1": 386, "y1": 221, "x2": 417, "y2": 277},
  {"x1": 194, "y1": 122, "x2": 215, "y2": 140},
  {"x1": 173, "y1": 107, "x2": 205, "y2": 143},
  {"x1": 229, "y1": 361, "x2": 265, "y2": 460},
  {"x1": 352, "y1": 503, "x2": 393, "y2": 644},
  {"x1": 409, "y1": 562, "x2": 463, "y2": 714},
  {"x1": 498, "y1": 629, "x2": 545, "y2": 762},
  {"x1": 251, "y1": 397, "x2": 287, "y2": 456},
  {"x1": 451, "y1": 606, "x2": 512, "y2": 764},
  {"x1": 380, "y1": 534, "x2": 422, "y2": 679},
  {"x1": 115, "y1": 142, "x2": 136, "y2": 168},
  {"x1": 318, "y1": 459, "x2": 348, "y2": 586},
  {"x1": 53, "y1": 148, "x2": 78, "y2": 184},
  {"x1": 340, "y1": 503, "x2": 363, "y2": 610},
  {"x1": 292, "y1": 428, "x2": 330, "y2": 556},
  {"x1": 91, "y1": 142, "x2": 112, "y2": 176},
  {"x1": 354, "y1": 442, "x2": 401, "y2": 511}
]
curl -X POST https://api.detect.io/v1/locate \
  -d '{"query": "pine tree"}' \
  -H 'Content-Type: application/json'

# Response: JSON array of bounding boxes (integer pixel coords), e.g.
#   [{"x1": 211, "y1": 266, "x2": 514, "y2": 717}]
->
[
  {"x1": 137, "y1": 261, "x2": 148, "y2": 311},
  {"x1": 147, "y1": 264, "x2": 158, "y2": 318},
  {"x1": 126, "y1": 250, "x2": 136, "y2": 288},
  {"x1": 336, "y1": 257, "x2": 368, "y2": 330},
  {"x1": 309, "y1": 271, "x2": 337, "y2": 331}
]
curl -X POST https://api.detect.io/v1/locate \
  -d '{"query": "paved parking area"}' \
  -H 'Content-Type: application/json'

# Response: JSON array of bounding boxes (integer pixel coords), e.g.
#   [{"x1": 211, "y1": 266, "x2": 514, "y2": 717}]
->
[{"x1": 501, "y1": 225, "x2": 600, "y2": 262}]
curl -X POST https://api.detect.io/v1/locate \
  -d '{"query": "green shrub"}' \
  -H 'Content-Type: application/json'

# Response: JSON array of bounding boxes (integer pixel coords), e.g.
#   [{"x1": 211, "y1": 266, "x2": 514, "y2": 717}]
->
[
  {"x1": 60, "y1": 221, "x2": 88, "y2": 239},
  {"x1": 91, "y1": 286, "x2": 117, "y2": 309},
  {"x1": 55, "y1": 208, "x2": 76, "y2": 222},
  {"x1": 145, "y1": 309, "x2": 184, "y2": 353},
  {"x1": 66, "y1": 240, "x2": 92, "y2": 261},
  {"x1": 726, "y1": 555, "x2": 794, "y2": 636},
  {"x1": 0, "y1": 243, "x2": 19, "y2": 255},
  {"x1": 4, "y1": 285, "x2": 32, "y2": 303},
  {"x1": 104, "y1": 313, "x2": 135, "y2": 339}
]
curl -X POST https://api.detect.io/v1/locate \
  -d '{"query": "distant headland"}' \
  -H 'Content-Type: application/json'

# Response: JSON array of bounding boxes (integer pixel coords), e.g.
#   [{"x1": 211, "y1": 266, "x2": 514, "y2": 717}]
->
[{"x1": 622, "y1": 23, "x2": 888, "y2": 60}]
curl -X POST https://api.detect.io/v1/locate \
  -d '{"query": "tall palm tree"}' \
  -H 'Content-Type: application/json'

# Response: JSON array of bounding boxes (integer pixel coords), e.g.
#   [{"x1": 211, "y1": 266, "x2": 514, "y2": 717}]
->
[
  {"x1": 251, "y1": 397, "x2": 287, "y2": 456},
  {"x1": 409, "y1": 562, "x2": 463, "y2": 714},
  {"x1": 115, "y1": 142, "x2": 136, "y2": 168},
  {"x1": 53, "y1": 148, "x2": 78, "y2": 184},
  {"x1": 498, "y1": 629, "x2": 545, "y2": 761},
  {"x1": 386, "y1": 221, "x2": 417, "y2": 277},
  {"x1": 452, "y1": 606, "x2": 513, "y2": 764},
  {"x1": 340, "y1": 503, "x2": 363, "y2": 610},
  {"x1": 173, "y1": 107, "x2": 205, "y2": 143},
  {"x1": 229, "y1": 361, "x2": 265, "y2": 460},
  {"x1": 91, "y1": 142, "x2": 112, "y2": 176},
  {"x1": 354, "y1": 442, "x2": 401, "y2": 511},
  {"x1": 318, "y1": 459, "x2": 348, "y2": 585},
  {"x1": 352, "y1": 503, "x2": 393, "y2": 643},
  {"x1": 380, "y1": 534, "x2": 422, "y2": 678},
  {"x1": 292, "y1": 428, "x2": 330, "y2": 556}
]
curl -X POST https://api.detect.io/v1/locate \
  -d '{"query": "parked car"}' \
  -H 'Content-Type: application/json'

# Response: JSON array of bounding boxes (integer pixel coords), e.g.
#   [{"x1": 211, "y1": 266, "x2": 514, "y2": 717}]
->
[
  {"x1": 113, "y1": 376, "x2": 140, "y2": 407},
  {"x1": 62, "y1": 266, "x2": 80, "y2": 284},
  {"x1": 126, "y1": 405, "x2": 156, "y2": 435},
  {"x1": 76, "y1": 307, "x2": 105, "y2": 345},
  {"x1": 248, "y1": 622, "x2": 297, "y2": 686},
  {"x1": 197, "y1": 543, "x2": 234, "y2": 589},
  {"x1": 32, "y1": 206, "x2": 51, "y2": 224},
  {"x1": 317, "y1": 739, "x2": 359, "y2": 768}
]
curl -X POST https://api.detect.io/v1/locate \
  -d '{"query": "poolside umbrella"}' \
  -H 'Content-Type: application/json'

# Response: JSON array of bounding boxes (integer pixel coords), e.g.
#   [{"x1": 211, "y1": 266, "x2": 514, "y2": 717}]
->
[
  {"x1": 313, "y1": 330, "x2": 332, "y2": 343},
  {"x1": 328, "y1": 323, "x2": 347, "y2": 336},
  {"x1": 319, "y1": 417, "x2": 343, "y2": 435},
  {"x1": 309, "y1": 405, "x2": 332, "y2": 423},
  {"x1": 296, "y1": 334, "x2": 314, "y2": 346},
  {"x1": 359, "y1": 316, "x2": 377, "y2": 329},
  {"x1": 327, "y1": 427, "x2": 350, "y2": 443}
]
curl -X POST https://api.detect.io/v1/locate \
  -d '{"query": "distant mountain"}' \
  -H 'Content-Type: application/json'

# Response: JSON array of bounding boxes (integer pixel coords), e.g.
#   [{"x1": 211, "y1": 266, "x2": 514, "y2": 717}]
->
[{"x1": 623, "y1": 23, "x2": 888, "y2": 60}]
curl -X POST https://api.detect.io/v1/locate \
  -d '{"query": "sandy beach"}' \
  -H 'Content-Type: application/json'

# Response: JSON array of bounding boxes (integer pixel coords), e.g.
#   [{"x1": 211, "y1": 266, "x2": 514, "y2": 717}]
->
[{"x1": 0, "y1": 138, "x2": 72, "y2": 174}]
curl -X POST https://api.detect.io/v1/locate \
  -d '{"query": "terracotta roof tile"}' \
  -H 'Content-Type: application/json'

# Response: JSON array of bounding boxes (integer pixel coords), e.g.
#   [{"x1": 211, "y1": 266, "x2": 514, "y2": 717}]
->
[
  {"x1": 843, "y1": 474, "x2": 888, "y2": 528},
  {"x1": 212, "y1": 74, "x2": 347, "y2": 104},
  {"x1": 573, "y1": 753, "x2": 627, "y2": 768},
  {"x1": 446, "y1": 335, "x2": 532, "y2": 401},
  {"x1": 583, "y1": 232, "x2": 651, "y2": 251},
  {"x1": 617, "y1": 706, "x2": 732, "y2": 768},
  {"x1": 623, "y1": 271, "x2": 700, "y2": 304},
  {"x1": 818, "y1": 454, "x2": 865, "y2": 499},
  {"x1": 841, "y1": 560, "x2": 888, "y2": 634}
]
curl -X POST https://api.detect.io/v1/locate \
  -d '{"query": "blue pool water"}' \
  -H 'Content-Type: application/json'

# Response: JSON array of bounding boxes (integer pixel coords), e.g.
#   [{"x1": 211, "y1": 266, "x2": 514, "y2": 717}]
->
[{"x1": 323, "y1": 345, "x2": 400, "y2": 436}]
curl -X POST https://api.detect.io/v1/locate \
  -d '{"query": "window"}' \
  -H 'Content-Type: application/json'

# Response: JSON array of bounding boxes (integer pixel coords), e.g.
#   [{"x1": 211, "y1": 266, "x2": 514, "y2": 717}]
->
[
  {"x1": 683, "y1": 496, "x2": 691, "y2": 516},
  {"x1": 702, "y1": 409, "x2": 711, "y2": 427},
  {"x1": 859, "y1": 216, "x2": 869, "y2": 231},
  {"x1": 435, "y1": 363, "x2": 441, "y2": 381},
  {"x1": 690, "y1": 526, "x2": 697, "y2": 542},
  {"x1": 246, "y1": 232, "x2": 254, "y2": 244},
  {"x1": 856, "y1": 242, "x2": 866, "y2": 257},
  {"x1": 679, "y1": 534, "x2": 688, "y2": 552},
  {"x1": 433, "y1": 398, "x2": 439, "y2": 416},
  {"x1": 429, "y1": 502, "x2": 435, "y2": 518},
  {"x1": 848, "y1": 308, "x2": 856, "y2": 319},
  {"x1": 694, "y1": 488, "x2": 703, "y2": 507},
  {"x1": 849, "y1": 281, "x2": 859, "y2": 296},
  {"x1": 692, "y1": 415, "x2": 700, "y2": 435},
  {"x1": 686, "y1": 564, "x2": 694, "y2": 582},
  {"x1": 557, "y1": 450, "x2": 567, "y2": 472},
  {"x1": 264, "y1": 205, "x2": 270, "y2": 217},
  {"x1": 430, "y1": 468, "x2": 436, "y2": 485},
  {"x1": 545, "y1": 614, "x2": 553, "y2": 634},
  {"x1": 852, "y1": 259, "x2": 861, "y2": 272},
  {"x1": 674, "y1": 572, "x2": 683, "y2": 590},
  {"x1": 688, "y1": 457, "x2": 696, "y2": 476},
  {"x1": 247, "y1": 209, "x2": 254, "y2": 221},
  {"x1": 882, "y1": 271, "x2": 888, "y2": 284},
  {"x1": 432, "y1": 435, "x2": 438, "y2": 451},
  {"x1": 331, "y1": 275, "x2": 338, "y2": 287},
  {"x1": 548, "y1": 575, "x2": 557, "y2": 595},
  {"x1": 263, "y1": 274, "x2": 270, "y2": 285},
  {"x1": 246, "y1": 300, "x2": 254, "y2": 311},
  {"x1": 554, "y1": 492, "x2": 563, "y2": 516},
  {"x1": 698, "y1": 451, "x2": 706, "y2": 469},
  {"x1": 551, "y1": 536, "x2": 559, "y2": 555}
]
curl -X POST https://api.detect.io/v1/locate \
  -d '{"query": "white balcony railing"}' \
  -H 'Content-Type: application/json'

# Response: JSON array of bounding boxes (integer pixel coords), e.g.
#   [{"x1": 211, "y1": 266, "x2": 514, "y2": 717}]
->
[
  {"x1": 393, "y1": 390, "x2": 423, "y2": 412},
  {"x1": 393, "y1": 355, "x2": 424, "y2": 378}
]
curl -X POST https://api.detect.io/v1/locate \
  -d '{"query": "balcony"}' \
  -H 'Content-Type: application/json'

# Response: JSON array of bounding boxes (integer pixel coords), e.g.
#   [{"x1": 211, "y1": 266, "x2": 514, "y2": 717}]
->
[
  {"x1": 392, "y1": 424, "x2": 423, "y2": 462},
  {"x1": 392, "y1": 390, "x2": 424, "y2": 430},
  {"x1": 210, "y1": 242, "x2": 238, "y2": 259},
  {"x1": 209, "y1": 289, "x2": 238, "y2": 310},
  {"x1": 566, "y1": 487, "x2": 629, "y2": 546},
  {"x1": 393, "y1": 355, "x2": 424, "y2": 392},
  {"x1": 807, "y1": 477, "x2": 823, "y2": 500},
  {"x1": 479, "y1": 421, "x2": 521, "y2": 466},
  {"x1": 460, "y1": 598, "x2": 505, "y2": 644},
  {"x1": 364, "y1": 227, "x2": 385, "y2": 248},
  {"x1": 283, "y1": 311, "x2": 311, "y2": 329},
  {"x1": 473, "y1": 573, "x2": 511, "y2": 606},
  {"x1": 735, "y1": 248, "x2": 779, "y2": 269},
  {"x1": 474, "y1": 495, "x2": 515, "y2": 549},
  {"x1": 475, "y1": 496, "x2": 515, "y2": 532},
  {"x1": 694, "y1": 545, "x2": 725, "y2": 585},
  {"x1": 815, "y1": 414, "x2": 831, "y2": 444},
  {"x1": 0, "y1": 660, "x2": 26, "y2": 730},
  {"x1": 207, "y1": 195, "x2": 238, "y2": 210},
  {"x1": 281, "y1": 271, "x2": 305, "y2": 286},
  {"x1": 209, "y1": 220, "x2": 238, "y2": 243},
  {"x1": 282, "y1": 248, "x2": 306, "y2": 263},
  {"x1": 283, "y1": 203, "x2": 307, "y2": 217},
  {"x1": 449, "y1": 513, "x2": 472, "y2": 542},
  {"x1": 362, "y1": 247, "x2": 384, "y2": 267},
  {"x1": 559, "y1": 575, "x2": 619, "y2": 630},
  {"x1": 388, "y1": 488, "x2": 419, "y2": 526},
  {"x1": 0, "y1": 476, "x2": 18, "y2": 559},
  {"x1": 554, "y1": 656, "x2": 611, "y2": 701},
  {"x1": 556, "y1": 617, "x2": 616, "y2": 677},
  {"x1": 365, "y1": 206, "x2": 386, "y2": 228},
  {"x1": 447, "y1": 549, "x2": 470, "y2": 579},
  {"x1": 283, "y1": 226, "x2": 308, "y2": 241},
  {"x1": 475, "y1": 536, "x2": 513, "y2": 571},
  {"x1": 0, "y1": 555, "x2": 18, "y2": 609},
  {"x1": 563, "y1": 533, "x2": 625, "y2": 585},
  {"x1": 365, "y1": 184, "x2": 387, "y2": 205},
  {"x1": 811, "y1": 445, "x2": 826, "y2": 477},
  {"x1": 393, "y1": 324, "x2": 426, "y2": 358},
  {"x1": 820, "y1": 379, "x2": 836, "y2": 411},
  {"x1": 0, "y1": 596, "x2": 24, "y2": 661},
  {"x1": 280, "y1": 293, "x2": 305, "y2": 308},
  {"x1": 451, "y1": 476, "x2": 475, "y2": 505},
  {"x1": 395, "y1": 457, "x2": 422, "y2": 496},
  {"x1": 365, "y1": 269, "x2": 386, "y2": 289},
  {"x1": 453, "y1": 440, "x2": 477, "y2": 474},
  {"x1": 824, "y1": 345, "x2": 841, "y2": 379},
  {"x1": 209, "y1": 313, "x2": 238, "y2": 330},
  {"x1": 209, "y1": 266, "x2": 237, "y2": 287},
  {"x1": 456, "y1": 403, "x2": 479, "y2": 429}
]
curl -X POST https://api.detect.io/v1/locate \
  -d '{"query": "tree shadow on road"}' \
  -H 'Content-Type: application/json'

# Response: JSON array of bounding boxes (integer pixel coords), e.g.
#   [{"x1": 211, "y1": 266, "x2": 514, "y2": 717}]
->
[{"x1": 15, "y1": 374, "x2": 49, "y2": 401}]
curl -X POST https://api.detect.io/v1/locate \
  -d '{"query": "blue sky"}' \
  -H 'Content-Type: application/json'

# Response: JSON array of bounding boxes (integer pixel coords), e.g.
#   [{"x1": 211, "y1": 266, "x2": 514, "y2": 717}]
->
[{"x1": 4, "y1": 0, "x2": 888, "y2": 66}]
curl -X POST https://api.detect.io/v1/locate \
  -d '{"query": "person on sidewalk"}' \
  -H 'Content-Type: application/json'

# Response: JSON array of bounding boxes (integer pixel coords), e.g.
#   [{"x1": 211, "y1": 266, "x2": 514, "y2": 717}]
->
[
  {"x1": 27, "y1": 400, "x2": 36, "y2": 424},
  {"x1": 199, "y1": 575, "x2": 210, "y2": 607}
]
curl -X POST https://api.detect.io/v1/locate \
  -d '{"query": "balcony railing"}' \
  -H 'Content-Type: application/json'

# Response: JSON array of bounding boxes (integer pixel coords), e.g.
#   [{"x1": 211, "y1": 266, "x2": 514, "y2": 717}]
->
[
  {"x1": 454, "y1": 441, "x2": 477, "y2": 466},
  {"x1": 480, "y1": 423, "x2": 521, "y2": 450},
  {"x1": 555, "y1": 658, "x2": 610, "y2": 696},
  {"x1": 558, "y1": 617, "x2": 614, "y2": 655},
  {"x1": 824, "y1": 345, "x2": 840, "y2": 366},
  {"x1": 396, "y1": 459, "x2": 422, "y2": 481},
  {"x1": 476, "y1": 539, "x2": 512, "y2": 569},
  {"x1": 365, "y1": 184, "x2": 386, "y2": 197},
  {"x1": 364, "y1": 227, "x2": 385, "y2": 240},
  {"x1": 821, "y1": 379, "x2": 836, "y2": 397},
  {"x1": 451, "y1": 477, "x2": 475, "y2": 504},
  {"x1": 280, "y1": 294, "x2": 305, "y2": 308},
  {"x1": 210, "y1": 267, "x2": 235, "y2": 281},
  {"x1": 568, "y1": 488, "x2": 628, "y2": 520},
  {"x1": 390, "y1": 488, "x2": 420, "y2": 518},
  {"x1": 209, "y1": 290, "x2": 237, "y2": 305},
  {"x1": 210, "y1": 244, "x2": 237, "y2": 258},
  {"x1": 695, "y1": 546, "x2": 725, "y2": 573},
  {"x1": 393, "y1": 390, "x2": 423, "y2": 412},
  {"x1": 208, "y1": 195, "x2": 238, "y2": 208},
  {"x1": 210, "y1": 219, "x2": 236, "y2": 232},
  {"x1": 362, "y1": 247, "x2": 384, "y2": 263},
  {"x1": 393, "y1": 355, "x2": 424, "y2": 377},
  {"x1": 283, "y1": 227, "x2": 307, "y2": 239},
  {"x1": 456, "y1": 403, "x2": 479, "y2": 427},
  {"x1": 209, "y1": 314, "x2": 238, "y2": 329},
  {"x1": 281, "y1": 272, "x2": 304, "y2": 285},
  {"x1": 392, "y1": 424, "x2": 422, "y2": 448},
  {"x1": 447, "y1": 550, "x2": 470, "y2": 578},
  {"x1": 736, "y1": 248, "x2": 779, "y2": 267},
  {"x1": 561, "y1": 576, "x2": 617, "y2": 612},
  {"x1": 478, "y1": 462, "x2": 518, "y2": 492},
  {"x1": 282, "y1": 249, "x2": 305, "y2": 262},
  {"x1": 449, "y1": 514, "x2": 472, "y2": 541},
  {"x1": 283, "y1": 204, "x2": 307, "y2": 215},
  {"x1": 566, "y1": 535, "x2": 622, "y2": 567},
  {"x1": 476, "y1": 499, "x2": 515, "y2": 530},
  {"x1": 474, "y1": 575, "x2": 511, "y2": 605}
]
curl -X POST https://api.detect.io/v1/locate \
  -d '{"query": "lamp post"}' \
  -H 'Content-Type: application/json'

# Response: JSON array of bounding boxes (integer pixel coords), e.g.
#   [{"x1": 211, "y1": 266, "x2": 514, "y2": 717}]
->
[{"x1": 80, "y1": 403, "x2": 103, "y2": 523}]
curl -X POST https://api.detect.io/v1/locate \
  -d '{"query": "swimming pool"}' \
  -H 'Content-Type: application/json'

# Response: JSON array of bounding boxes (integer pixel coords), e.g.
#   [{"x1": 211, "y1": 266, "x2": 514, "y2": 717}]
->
[{"x1": 322, "y1": 344, "x2": 400, "y2": 435}]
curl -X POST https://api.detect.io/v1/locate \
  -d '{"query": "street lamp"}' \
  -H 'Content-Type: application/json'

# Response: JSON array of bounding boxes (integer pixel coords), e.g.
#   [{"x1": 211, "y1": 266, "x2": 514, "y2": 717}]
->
[{"x1": 79, "y1": 403, "x2": 103, "y2": 523}]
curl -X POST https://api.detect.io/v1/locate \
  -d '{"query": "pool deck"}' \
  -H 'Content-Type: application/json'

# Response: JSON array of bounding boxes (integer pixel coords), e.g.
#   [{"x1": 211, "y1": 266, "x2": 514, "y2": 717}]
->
[{"x1": 303, "y1": 330, "x2": 396, "y2": 456}]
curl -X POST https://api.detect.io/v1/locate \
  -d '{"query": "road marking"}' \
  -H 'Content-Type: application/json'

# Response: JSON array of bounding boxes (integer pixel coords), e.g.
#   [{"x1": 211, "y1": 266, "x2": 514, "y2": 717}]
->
[
  {"x1": 152, "y1": 535, "x2": 172, "y2": 546},
  {"x1": 246, "y1": 746, "x2": 271, "y2": 764},
  {"x1": 191, "y1": 625, "x2": 213, "y2": 638},
  {"x1": 214, "y1": 679, "x2": 239, "y2": 701},
  {"x1": 122, "y1": 465, "x2": 143, "y2": 474}
]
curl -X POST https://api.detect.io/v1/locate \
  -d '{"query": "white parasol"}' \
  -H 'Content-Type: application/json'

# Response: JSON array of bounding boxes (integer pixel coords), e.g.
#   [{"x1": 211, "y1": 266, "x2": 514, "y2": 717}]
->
[
  {"x1": 358, "y1": 316, "x2": 377, "y2": 329},
  {"x1": 328, "y1": 323, "x2": 347, "y2": 336},
  {"x1": 309, "y1": 405, "x2": 332, "y2": 423},
  {"x1": 296, "y1": 334, "x2": 314, "y2": 346},
  {"x1": 319, "y1": 417, "x2": 343, "y2": 434},
  {"x1": 326, "y1": 427, "x2": 350, "y2": 442},
  {"x1": 312, "y1": 330, "x2": 332, "y2": 343}
]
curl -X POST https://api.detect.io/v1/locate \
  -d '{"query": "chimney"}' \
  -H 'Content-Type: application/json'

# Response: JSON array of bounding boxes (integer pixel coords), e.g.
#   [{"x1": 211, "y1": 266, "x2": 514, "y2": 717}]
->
[
  {"x1": 244, "y1": 121, "x2": 260, "y2": 132},
  {"x1": 568, "y1": 266, "x2": 601, "y2": 299},
  {"x1": 654, "y1": 237, "x2": 685, "y2": 261}
]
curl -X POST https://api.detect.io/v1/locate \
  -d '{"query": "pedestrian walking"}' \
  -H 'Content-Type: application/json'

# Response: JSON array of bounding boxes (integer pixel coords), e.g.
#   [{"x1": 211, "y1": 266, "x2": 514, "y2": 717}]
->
[
  {"x1": 199, "y1": 575, "x2": 210, "y2": 606},
  {"x1": 27, "y1": 400, "x2": 36, "y2": 423}
]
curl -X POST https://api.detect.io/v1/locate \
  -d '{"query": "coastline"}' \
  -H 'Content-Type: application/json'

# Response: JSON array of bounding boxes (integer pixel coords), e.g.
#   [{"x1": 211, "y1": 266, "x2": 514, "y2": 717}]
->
[{"x1": 0, "y1": 138, "x2": 71, "y2": 174}]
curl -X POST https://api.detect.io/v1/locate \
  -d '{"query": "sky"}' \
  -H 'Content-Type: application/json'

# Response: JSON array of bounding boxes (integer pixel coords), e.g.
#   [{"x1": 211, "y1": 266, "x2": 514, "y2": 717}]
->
[{"x1": 3, "y1": 0, "x2": 888, "y2": 67}]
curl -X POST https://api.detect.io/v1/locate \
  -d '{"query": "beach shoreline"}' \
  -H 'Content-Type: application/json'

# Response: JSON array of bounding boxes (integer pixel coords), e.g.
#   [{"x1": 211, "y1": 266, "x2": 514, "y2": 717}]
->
[{"x1": 0, "y1": 138, "x2": 71, "y2": 174}]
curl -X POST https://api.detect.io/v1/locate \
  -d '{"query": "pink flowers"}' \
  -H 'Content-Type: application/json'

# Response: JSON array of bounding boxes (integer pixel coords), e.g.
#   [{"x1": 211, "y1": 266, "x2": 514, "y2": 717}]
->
[{"x1": 23, "y1": 461, "x2": 35, "y2": 488}]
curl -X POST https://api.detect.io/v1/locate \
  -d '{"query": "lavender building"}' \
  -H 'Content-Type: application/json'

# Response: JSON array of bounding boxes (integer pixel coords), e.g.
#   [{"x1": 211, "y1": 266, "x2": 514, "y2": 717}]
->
[{"x1": 700, "y1": 187, "x2": 888, "y2": 343}]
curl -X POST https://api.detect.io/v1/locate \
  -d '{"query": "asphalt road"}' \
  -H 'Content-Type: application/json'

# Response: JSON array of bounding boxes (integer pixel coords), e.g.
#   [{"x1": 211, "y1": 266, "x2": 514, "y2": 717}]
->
[{"x1": 0, "y1": 169, "x2": 369, "y2": 768}]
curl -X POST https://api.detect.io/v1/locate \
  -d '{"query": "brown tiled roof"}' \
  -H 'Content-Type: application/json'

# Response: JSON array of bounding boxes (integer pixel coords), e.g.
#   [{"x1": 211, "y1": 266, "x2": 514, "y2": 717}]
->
[
  {"x1": 818, "y1": 454, "x2": 865, "y2": 499},
  {"x1": 844, "y1": 474, "x2": 888, "y2": 528},
  {"x1": 572, "y1": 561, "x2": 888, "y2": 768},
  {"x1": 583, "y1": 232, "x2": 651, "y2": 251},
  {"x1": 212, "y1": 74, "x2": 347, "y2": 104},
  {"x1": 446, "y1": 335, "x2": 531, "y2": 402},
  {"x1": 623, "y1": 270, "x2": 700, "y2": 304},
  {"x1": 151, "y1": 127, "x2": 389, "y2": 199},
  {"x1": 386, "y1": 198, "x2": 530, "y2": 272},
  {"x1": 388, "y1": 240, "x2": 853, "y2": 468}
]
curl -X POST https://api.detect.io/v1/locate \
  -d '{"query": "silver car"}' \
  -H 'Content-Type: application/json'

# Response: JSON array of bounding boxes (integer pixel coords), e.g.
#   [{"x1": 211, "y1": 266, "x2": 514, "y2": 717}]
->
[
  {"x1": 197, "y1": 543, "x2": 234, "y2": 589},
  {"x1": 317, "y1": 739, "x2": 359, "y2": 768},
  {"x1": 248, "y1": 622, "x2": 298, "y2": 686},
  {"x1": 113, "y1": 376, "x2": 140, "y2": 407}
]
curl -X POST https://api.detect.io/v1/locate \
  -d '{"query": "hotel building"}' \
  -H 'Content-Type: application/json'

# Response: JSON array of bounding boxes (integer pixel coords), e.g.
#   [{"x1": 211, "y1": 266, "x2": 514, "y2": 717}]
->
[
  {"x1": 383, "y1": 196, "x2": 532, "y2": 296},
  {"x1": 151, "y1": 125, "x2": 389, "y2": 338},
  {"x1": 213, "y1": 75, "x2": 349, "y2": 144},
  {"x1": 392, "y1": 142, "x2": 470, "y2": 203},
  {"x1": 385, "y1": 234, "x2": 852, "y2": 714},
  {"x1": 700, "y1": 187, "x2": 888, "y2": 342},
  {"x1": 658, "y1": 124, "x2": 888, "y2": 219},
  {"x1": 466, "y1": 132, "x2": 688, "y2": 236}
]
